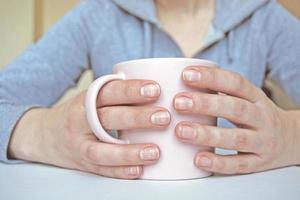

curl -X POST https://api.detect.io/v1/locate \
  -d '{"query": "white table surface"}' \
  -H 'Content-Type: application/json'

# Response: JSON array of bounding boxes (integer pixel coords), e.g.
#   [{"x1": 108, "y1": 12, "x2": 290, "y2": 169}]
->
[{"x1": 0, "y1": 163, "x2": 299, "y2": 200}]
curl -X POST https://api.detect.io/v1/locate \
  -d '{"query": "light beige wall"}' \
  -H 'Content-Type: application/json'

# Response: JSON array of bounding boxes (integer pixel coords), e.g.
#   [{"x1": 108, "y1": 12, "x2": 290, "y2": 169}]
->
[
  {"x1": 270, "y1": 0, "x2": 300, "y2": 109},
  {"x1": 0, "y1": 0, "x2": 34, "y2": 68},
  {"x1": 34, "y1": 0, "x2": 79, "y2": 40},
  {"x1": 279, "y1": 0, "x2": 300, "y2": 18},
  {"x1": 0, "y1": 0, "x2": 90, "y2": 104}
]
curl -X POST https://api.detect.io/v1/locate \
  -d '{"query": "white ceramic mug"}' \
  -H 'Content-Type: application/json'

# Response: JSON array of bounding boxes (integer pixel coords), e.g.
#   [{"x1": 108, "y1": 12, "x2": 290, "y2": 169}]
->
[{"x1": 85, "y1": 58, "x2": 217, "y2": 180}]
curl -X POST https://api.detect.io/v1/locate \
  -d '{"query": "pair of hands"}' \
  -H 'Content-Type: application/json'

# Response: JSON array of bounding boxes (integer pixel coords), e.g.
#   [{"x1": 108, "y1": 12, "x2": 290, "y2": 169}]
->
[{"x1": 9, "y1": 66, "x2": 300, "y2": 179}]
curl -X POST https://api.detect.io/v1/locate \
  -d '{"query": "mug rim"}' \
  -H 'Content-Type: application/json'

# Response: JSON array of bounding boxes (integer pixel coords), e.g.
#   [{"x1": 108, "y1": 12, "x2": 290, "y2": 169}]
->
[{"x1": 113, "y1": 57, "x2": 218, "y2": 71}]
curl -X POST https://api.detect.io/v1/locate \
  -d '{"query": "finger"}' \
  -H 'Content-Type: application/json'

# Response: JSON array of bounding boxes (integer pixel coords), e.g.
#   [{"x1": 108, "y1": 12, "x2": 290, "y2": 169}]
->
[
  {"x1": 173, "y1": 92, "x2": 261, "y2": 127},
  {"x1": 194, "y1": 151, "x2": 262, "y2": 174},
  {"x1": 97, "y1": 79, "x2": 161, "y2": 107},
  {"x1": 98, "y1": 106, "x2": 171, "y2": 130},
  {"x1": 175, "y1": 122, "x2": 261, "y2": 153},
  {"x1": 182, "y1": 66, "x2": 262, "y2": 103},
  {"x1": 82, "y1": 141, "x2": 160, "y2": 166},
  {"x1": 84, "y1": 163, "x2": 143, "y2": 179}
]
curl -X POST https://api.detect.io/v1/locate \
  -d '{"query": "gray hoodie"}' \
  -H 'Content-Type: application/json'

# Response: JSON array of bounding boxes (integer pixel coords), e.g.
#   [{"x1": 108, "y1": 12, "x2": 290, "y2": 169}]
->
[{"x1": 0, "y1": 0, "x2": 299, "y2": 163}]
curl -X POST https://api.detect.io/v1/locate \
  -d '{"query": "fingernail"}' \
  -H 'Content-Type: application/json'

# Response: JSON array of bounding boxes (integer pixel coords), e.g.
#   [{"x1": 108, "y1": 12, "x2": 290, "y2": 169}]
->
[
  {"x1": 140, "y1": 147, "x2": 160, "y2": 161},
  {"x1": 178, "y1": 126, "x2": 196, "y2": 140},
  {"x1": 140, "y1": 83, "x2": 160, "y2": 98},
  {"x1": 151, "y1": 111, "x2": 170, "y2": 125},
  {"x1": 125, "y1": 166, "x2": 140, "y2": 176},
  {"x1": 196, "y1": 156, "x2": 212, "y2": 167},
  {"x1": 183, "y1": 70, "x2": 201, "y2": 81},
  {"x1": 175, "y1": 97, "x2": 193, "y2": 110}
]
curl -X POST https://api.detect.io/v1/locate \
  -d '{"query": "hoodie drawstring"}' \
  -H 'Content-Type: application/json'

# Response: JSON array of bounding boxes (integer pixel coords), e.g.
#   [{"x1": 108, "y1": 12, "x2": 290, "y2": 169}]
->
[
  {"x1": 143, "y1": 21, "x2": 153, "y2": 58},
  {"x1": 227, "y1": 30, "x2": 235, "y2": 64}
]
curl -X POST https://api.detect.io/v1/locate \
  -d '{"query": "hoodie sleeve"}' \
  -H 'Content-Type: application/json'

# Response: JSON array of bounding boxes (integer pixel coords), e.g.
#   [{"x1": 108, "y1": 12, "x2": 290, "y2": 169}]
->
[
  {"x1": 265, "y1": 2, "x2": 300, "y2": 107},
  {"x1": 0, "y1": 2, "x2": 90, "y2": 163}
]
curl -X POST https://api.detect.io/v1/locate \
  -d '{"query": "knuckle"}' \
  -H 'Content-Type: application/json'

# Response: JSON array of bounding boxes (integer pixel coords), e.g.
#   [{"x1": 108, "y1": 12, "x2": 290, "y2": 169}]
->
[
  {"x1": 210, "y1": 128, "x2": 221, "y2": 147},
  {"x1": 200, "y1": 127, "x2": 214, "y2": 145},
  {"x1": 232, "y1": 101, "x2": 248, "y2": 118},
  {"x1": 207, "y1": 69, "x2": 217, "y2": 83},
  {"x1": 212, "y1": 96, "x2": 221, "y2": 113},
  {"x1": 233, "y1": 132, "x2": 249, "y2": 150},
  {"x1": 123, "y1": 83, "x2": 136, "y2": 98},
  {"x1": 133, "y1": 109, "x2": 144, "y2": 125},
  {"x1": 199, "y1": 95, "x2": 211, "y2": 112},
  {"x1": 201, "y1": 95, "x2": 218, "y2": 114},
  {"x1": 232, "y1": 73, "x2": 245, "y2": 92},
  {"x1": 194, "y1": 67, "x2": 214, "y2": 84},
  {"x1": 98, "y1": 81, "x2": 118, "y2": 105},
  {"x1": 253, "y1": 105, "x2": 263, "y2": 121},
  {"x1": 115, "y1": 147, "x2": 132, "y2": 164},
  {"x1": 257, "y1": 108, "x2": 273, "y2": 129},
  {"x1": 207, "y1": 69, "x2": 217, "y2": 82}
]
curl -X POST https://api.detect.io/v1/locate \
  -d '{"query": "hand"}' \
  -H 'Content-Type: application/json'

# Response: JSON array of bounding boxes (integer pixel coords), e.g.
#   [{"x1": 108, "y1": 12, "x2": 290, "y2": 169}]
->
[
  {"x1": 173, "y1": 66, "x2": 300, "y2": 174},
  {"x1": 9, "y1": 79, "x2": 171, "y2": 179}
]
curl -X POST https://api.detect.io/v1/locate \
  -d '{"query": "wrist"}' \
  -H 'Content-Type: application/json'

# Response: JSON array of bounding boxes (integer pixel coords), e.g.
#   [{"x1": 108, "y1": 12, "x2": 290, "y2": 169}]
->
[
  {"x1": 284, "y1": 110, "x2": 300, "y2": 166},
  {"x1": 8, "y1": 108, "x2": 50, "y2": 162}
]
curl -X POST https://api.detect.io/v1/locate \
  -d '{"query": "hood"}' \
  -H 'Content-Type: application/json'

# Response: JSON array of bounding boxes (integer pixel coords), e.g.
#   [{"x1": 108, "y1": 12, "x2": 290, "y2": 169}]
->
[{"x1": 111, "y1": 0, "x2": 270, "y2": 32}]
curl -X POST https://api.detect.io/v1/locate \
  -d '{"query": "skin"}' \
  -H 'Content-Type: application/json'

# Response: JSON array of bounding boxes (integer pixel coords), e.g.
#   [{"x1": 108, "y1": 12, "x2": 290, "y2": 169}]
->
[
  {"x1": 174, "y1": 66, "x2": 300, "y2": 174},
  {"x1": 156, "y1": 0, "x2": 215, "y2": 57},
  {"x1": 8, "y1": 0, "x2": 300, "y2": 179},
  {"x1": 9, "y1": 80, "x2": 170, "y2": 179}
]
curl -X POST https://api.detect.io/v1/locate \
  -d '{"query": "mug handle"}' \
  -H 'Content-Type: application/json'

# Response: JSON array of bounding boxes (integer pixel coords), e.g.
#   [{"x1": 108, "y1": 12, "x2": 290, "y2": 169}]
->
[{"x1": 85, "y1": 73, "x2": 130, "y2": 144}]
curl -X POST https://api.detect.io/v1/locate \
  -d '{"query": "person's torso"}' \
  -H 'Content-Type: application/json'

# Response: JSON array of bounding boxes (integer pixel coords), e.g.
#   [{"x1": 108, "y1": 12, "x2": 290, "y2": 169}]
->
[{"x1": 86, "y1": 0, "x2": 272, "y2": 91}]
